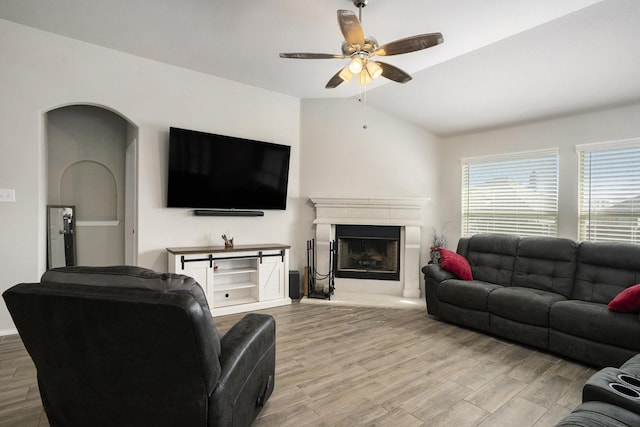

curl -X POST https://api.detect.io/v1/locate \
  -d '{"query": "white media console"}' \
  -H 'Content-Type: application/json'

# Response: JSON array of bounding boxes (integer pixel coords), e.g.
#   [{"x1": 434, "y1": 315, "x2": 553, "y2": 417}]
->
[{"x1": 167, "y1": 244, "x2": 291, "y2": 316}]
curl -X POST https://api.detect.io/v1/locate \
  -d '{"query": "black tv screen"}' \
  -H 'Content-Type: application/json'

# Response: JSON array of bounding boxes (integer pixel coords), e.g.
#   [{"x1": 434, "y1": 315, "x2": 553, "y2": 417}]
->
[{"x1": 167, "y1": 127, "x2": 291, "y2": 210}]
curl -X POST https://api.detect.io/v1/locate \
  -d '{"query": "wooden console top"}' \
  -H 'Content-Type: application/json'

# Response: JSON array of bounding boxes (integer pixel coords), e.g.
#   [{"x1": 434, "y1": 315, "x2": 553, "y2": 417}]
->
[{"x1": 166, "y1": 243, "x2": 290, "y2": 255}]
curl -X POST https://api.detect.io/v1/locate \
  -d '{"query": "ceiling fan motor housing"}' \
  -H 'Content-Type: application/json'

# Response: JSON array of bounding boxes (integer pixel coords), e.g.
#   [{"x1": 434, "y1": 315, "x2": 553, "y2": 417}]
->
[
  {"x1": 352, "y1": 0, "x2": 368, "y2": 8},
  {"x1": 341, "y1": 37, "x2": 378, "y2": 56}
]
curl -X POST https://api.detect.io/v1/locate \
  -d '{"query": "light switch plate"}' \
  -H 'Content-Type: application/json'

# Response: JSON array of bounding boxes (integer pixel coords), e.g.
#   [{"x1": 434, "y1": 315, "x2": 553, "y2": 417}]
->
[{"x1": 0, "y1": 189, "x2": 16, "y2": 202}]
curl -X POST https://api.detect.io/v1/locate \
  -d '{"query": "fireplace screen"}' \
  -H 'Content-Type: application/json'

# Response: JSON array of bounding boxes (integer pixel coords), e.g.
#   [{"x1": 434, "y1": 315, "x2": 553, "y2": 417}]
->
[{"x1": 335, "y1": 225, "x2": 400, "y2": 281}]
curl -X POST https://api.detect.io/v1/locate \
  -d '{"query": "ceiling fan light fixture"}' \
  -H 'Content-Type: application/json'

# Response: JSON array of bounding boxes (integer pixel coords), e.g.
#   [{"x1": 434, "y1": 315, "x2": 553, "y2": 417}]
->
[
  {"x1": 349, "y1": 57, "x2": 364, "y2": 74},
  {"x1": 358, "y1": 69, "x2": 372, "y2": 85},
  {"x1": 338, "y1": 66, "x2": 353, "y2": 82},
  {"x1": 365, "y1": 61, "x2": 382, "y2": 79}
]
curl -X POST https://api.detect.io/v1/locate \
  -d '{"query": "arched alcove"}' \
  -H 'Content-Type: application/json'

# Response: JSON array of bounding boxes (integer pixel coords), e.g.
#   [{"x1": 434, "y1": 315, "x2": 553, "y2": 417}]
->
[
  {"x1": 61, "y1": 160, "x2": 118, "y2": 221},
  {"x1": 46, "y1": 104, "x2": 138, "y2": 266}
]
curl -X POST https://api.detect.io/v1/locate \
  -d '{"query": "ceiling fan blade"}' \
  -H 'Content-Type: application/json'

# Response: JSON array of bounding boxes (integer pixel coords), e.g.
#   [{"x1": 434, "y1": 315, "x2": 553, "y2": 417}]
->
[
  {"x1": 376, "y1": 61, "x2": 412, "y2": 84},
  {"x1": 337, "y1": 10, "x2": 364, "y2": 46},
  {"x1": 375, "y1": 33, "x2": 444, "y2": 56},
  {"x1": 280, "y1": 52, "x2": 346, "y2": 59},
  {"x1": 325, "y1": 69, "x2": 345, "y2": 89}
]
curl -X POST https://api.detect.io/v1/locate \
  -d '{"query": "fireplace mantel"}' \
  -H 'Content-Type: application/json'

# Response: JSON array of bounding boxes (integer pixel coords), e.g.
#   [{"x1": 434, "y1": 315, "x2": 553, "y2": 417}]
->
[
  {"x1": 310, "y1": 196, "x2": 427, "y2": 300},
  {"x1": 310, "y1": 196, "x2": 428, "y2": 227}
]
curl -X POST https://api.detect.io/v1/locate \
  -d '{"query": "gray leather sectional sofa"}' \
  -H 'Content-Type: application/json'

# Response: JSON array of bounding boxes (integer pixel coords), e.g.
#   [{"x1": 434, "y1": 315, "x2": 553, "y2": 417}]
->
[{"x1": 422, "y1": 233, "x2": 640, "y2": 368}]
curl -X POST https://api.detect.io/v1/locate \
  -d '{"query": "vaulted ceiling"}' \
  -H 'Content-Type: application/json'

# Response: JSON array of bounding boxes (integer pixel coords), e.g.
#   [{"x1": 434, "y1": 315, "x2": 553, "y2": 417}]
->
[{"x1": 1, "y1": 0, "x2": 639, "y2": 136}]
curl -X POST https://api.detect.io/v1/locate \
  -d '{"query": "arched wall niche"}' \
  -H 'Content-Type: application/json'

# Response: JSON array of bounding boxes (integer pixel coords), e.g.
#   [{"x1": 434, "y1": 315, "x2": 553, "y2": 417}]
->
[
  {"x1": 45, "y1": 103, "x2": 139, "y2": 266},
  {"x1": 60, "y1": 160, "x2": 118, "y2": 221}
]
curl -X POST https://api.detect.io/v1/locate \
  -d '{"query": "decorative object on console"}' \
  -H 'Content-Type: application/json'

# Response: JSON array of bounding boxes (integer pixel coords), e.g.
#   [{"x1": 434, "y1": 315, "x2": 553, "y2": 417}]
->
[
  {"x1": 222, "y1": 234, "x2": 234, "y2": 248},
  {"x1": 279, "y1": 0, "x2": 443, "y2": 89}
]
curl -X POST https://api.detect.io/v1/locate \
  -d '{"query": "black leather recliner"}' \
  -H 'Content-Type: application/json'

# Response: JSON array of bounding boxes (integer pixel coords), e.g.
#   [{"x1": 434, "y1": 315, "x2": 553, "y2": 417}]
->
[{"x1": 2, "y1": 266, "x2": 276, "y2": 427}]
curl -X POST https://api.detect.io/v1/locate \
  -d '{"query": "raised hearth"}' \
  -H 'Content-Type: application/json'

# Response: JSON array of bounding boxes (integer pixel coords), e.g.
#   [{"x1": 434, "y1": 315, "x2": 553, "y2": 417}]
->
[{"x1": 309, "y1": 196, "x2": 427, "y2": 300}]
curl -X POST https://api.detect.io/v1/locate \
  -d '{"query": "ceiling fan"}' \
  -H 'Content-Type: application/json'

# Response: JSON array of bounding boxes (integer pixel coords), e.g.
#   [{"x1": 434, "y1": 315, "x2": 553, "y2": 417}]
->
[{"x1": 279, "y1": 0, "x2": 444, "y2": 89}]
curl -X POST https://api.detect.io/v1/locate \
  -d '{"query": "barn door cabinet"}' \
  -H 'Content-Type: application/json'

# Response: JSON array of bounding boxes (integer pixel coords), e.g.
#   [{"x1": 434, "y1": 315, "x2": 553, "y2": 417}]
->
[{"x1": 167, "y1": 244, "x2": 291, "y2": 316}]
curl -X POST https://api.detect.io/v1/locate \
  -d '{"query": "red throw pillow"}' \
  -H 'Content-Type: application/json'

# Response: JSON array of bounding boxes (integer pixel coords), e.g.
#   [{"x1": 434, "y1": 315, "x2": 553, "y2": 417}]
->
[
  {"x1": 608, "y1": 284, "x2": 640, "y2": 313},
  {"x1": 438, "y1": 247, "x2": 473, "y2": 281}
]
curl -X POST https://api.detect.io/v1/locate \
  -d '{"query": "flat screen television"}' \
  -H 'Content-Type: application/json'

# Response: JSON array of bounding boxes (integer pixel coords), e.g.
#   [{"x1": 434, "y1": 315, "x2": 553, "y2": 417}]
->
[{"x1": 167, "y1": 127, "x2": 291, "y2": 210}]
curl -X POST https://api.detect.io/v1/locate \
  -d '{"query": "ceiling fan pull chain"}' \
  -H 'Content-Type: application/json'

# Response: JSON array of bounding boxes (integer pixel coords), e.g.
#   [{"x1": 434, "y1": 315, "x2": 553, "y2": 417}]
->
[{"x1": 359, "y1": 84, "x2": 368, "y2": 130}]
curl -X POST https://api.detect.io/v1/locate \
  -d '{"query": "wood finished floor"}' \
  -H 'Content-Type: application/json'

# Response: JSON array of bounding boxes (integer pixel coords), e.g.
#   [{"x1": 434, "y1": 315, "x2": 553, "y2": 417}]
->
[{"x1": 0, "y1": 302, "x2": 595, "y2": 426}]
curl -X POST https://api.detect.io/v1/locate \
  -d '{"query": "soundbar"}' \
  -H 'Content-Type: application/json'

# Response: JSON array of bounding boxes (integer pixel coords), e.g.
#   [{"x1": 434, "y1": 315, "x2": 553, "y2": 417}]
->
[{"x1": 193, "y1": 209, "x2": 264, "y2": 217}]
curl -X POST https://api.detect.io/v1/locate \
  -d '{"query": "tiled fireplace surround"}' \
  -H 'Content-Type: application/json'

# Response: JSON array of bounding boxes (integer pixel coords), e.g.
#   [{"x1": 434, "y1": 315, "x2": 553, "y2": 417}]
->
[{"x1": 309, "y1": 197, "x2": 426, "y2": 305}]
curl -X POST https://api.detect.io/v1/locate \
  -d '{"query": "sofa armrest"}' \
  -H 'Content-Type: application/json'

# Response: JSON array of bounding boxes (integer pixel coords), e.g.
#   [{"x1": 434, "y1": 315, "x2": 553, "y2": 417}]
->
[
  {"x1": 422, "y1": 264, "x2": 456, "y2": 283},
  {"x1": 422, "y1": 264, "x2": 456, "y2": 318},
  {"x1": 209, "y1": 313, "x2": 276, "y2": 426}
]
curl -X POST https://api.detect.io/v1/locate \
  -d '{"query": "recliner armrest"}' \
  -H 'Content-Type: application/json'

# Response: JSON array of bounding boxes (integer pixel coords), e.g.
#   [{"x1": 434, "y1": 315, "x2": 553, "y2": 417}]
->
[{"x1": 209, "y1": 313, "x2": 276, "y2": 426}]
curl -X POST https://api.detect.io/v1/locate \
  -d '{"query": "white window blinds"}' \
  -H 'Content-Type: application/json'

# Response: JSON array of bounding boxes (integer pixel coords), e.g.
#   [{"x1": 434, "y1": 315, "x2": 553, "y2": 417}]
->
[
  {"x1": 577, "y1": 139, "x2": 640, "y2": 243},
  {"x1": 461, "y1": 149, "x2": 559, "y2": 237}
]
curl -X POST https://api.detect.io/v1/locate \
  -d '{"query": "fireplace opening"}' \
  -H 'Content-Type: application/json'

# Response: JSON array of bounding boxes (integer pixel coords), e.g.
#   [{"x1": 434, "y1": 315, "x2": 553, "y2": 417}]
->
[{"x1": 335, "y1": 225, "x2": 400, "y2": 281}]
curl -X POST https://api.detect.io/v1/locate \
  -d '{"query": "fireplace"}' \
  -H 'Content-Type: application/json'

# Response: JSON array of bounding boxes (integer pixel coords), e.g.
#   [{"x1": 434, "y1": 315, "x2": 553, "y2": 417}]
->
[
  {"x1": 335, "y1": 225, "x2": 400, "y2": 280},
  {"x1": 310, "y1": 197, "x2": 427, "y2": 299}
]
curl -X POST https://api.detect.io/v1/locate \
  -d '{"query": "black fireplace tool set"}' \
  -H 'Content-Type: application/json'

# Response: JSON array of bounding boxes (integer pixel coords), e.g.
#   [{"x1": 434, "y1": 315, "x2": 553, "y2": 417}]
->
[{"x1": 306, "y1": 239, "x2": 335, "y2": 299}]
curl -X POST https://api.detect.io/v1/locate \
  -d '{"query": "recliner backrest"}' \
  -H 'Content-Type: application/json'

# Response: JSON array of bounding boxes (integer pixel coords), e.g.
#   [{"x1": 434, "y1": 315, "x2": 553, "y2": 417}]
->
[
  {"x1": 41, "y1": 266, "x2": 215, "y2": 322},
  {"x1": 458, "y1": 233, "x2": 520, "y2": 285},
  {"x1": 573, "y1": 241, "x2": 640, "y2": 303},
  {"x1": 512, "y1": 236, "x2": 578, "y2": 297}
]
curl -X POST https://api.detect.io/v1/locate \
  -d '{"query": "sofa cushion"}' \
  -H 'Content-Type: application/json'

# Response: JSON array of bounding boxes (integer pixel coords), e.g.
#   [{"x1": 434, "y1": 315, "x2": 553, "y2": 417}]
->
[
  {"x1": 437, "y1": 279, "x2": 502, "y2": 311},
  {"x1": 462, "y1": 233, "x2": 520, "y2": 286},
  {"x1": 512, "y1": 236, "x2": 578, "y2": 298},
  {"x1": 549, "y1": 330, "x2": 637, "y2": 368},
  {"x1": 550, "y1": 300, "x2": 640, "y2": 351},
  {"x1": 488, "y1": 287, "x2": 565, "y2": 326},
  {"x1": 608, "y1": 283, "x2": 640, "y2": 313},
  {"x1": 573, "y1": 241, "x2": 640, "y2": 303},
  {"x1": 439, "y1": 248, "x2": 473, "y2": 280},
  {"x1": 439, "y1": 302, "x2": 491, "y2": 332},
  {"x1": 490, "y1": 315, "x2": 549, "y2": 349}
]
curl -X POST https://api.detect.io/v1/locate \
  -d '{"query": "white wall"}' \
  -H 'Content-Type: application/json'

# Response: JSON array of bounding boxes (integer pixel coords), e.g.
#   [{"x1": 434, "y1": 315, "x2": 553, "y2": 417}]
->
[
  {"x1": 441, "y1": 102, "x2": 640, "y2": 247},
  {"x1": 0, "y1": 19, "x2": 301, "y2": 333},
  {"x1": 299, "y1": 98, "x2": 443, "y2": 289}
]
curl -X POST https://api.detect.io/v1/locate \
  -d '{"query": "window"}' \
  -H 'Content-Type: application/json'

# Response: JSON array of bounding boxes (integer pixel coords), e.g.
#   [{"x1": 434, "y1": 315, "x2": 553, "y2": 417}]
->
[
  {"x1": 577, "y1": 139, "x2": 640, "y2": 243},
  {"x1": 461, "y1": 149, "x2": 559, "y2": 237}
]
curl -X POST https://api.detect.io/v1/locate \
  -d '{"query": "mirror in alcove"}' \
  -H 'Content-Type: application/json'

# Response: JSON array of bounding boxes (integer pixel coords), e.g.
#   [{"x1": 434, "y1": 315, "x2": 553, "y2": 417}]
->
[{"x1": 47, "y1": 205, "x2": 76, "y2": 269}]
